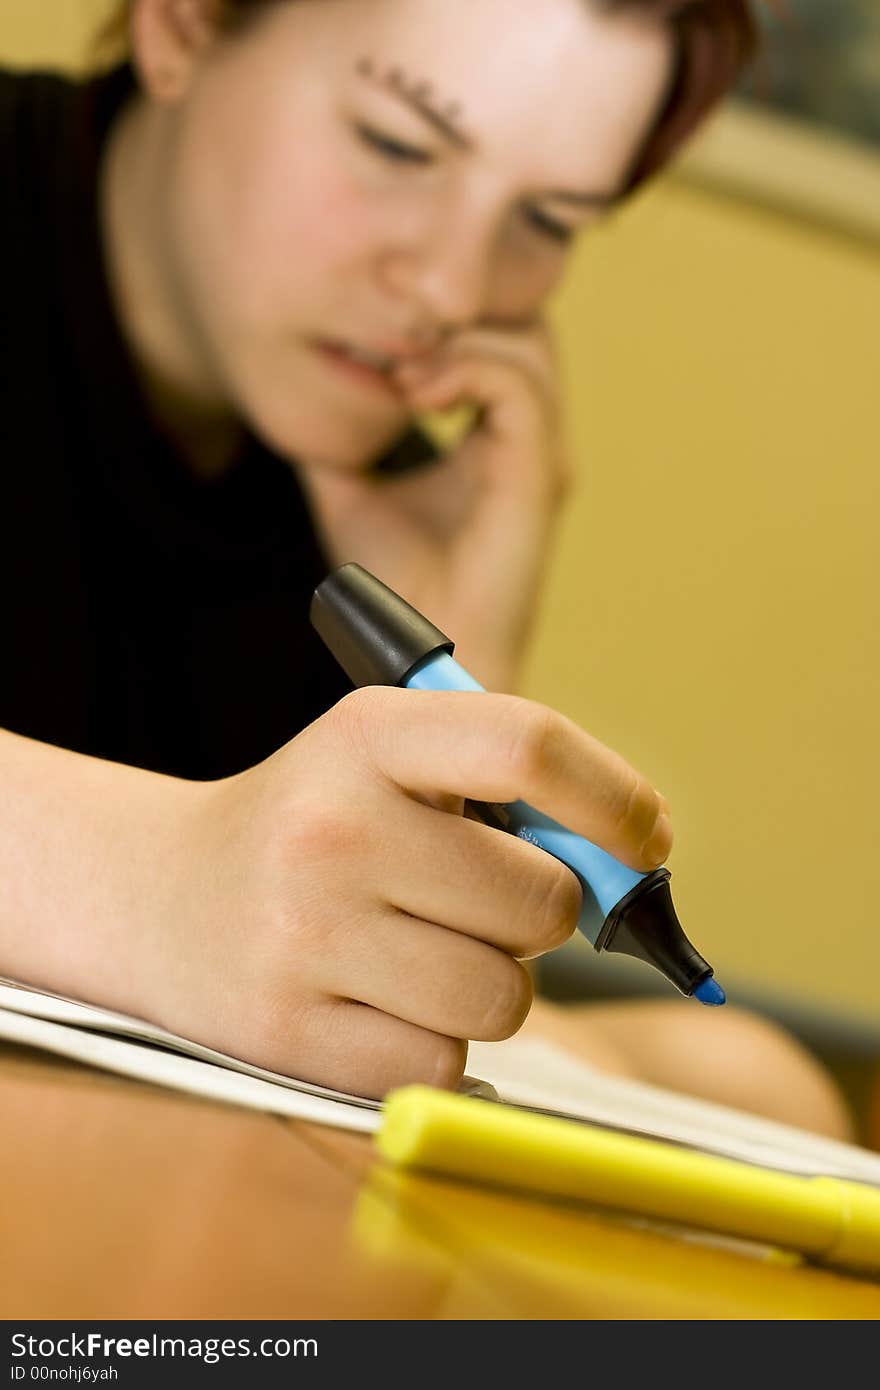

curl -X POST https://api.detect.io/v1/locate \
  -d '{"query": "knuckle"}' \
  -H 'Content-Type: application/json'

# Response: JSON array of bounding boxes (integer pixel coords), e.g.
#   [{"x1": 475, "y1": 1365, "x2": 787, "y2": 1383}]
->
[
  {"x1": 526, "y1": 862, "x2": 582, "y2": 954},
  {"x1": 612, "y1": 771, "x2": 660, "y2": 846},
  {"x1": 479, "y1": 959, "x2": 534, "y2": 1041},
  {"x1": 501, "y1": 699, "x2": 562, "y2": 787},
  {"x1": 242, "y1": 989, "x2": 322, "y2": 1074},
  {"x1": 329, "y1": 685, "x2": 386, "y2": 744},
  {"x1": 284, "y1": 802, "x2": 361, "y2": 865}
]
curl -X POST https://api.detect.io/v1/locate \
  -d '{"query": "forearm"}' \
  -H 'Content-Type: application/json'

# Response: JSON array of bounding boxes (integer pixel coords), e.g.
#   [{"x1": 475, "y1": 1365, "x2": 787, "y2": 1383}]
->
[{"x1": 0, "y1": 727, "x2": 204, "y2": 1014}]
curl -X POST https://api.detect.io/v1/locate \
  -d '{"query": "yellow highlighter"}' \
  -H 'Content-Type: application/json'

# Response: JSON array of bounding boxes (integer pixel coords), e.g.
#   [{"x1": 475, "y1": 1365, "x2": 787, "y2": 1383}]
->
[
  {"x1": 415, "y1": 403, "x2": 481, "y2": 452},
  {"x1": 378, "y1": 1087, "x2": 880, "y2": 1278}
]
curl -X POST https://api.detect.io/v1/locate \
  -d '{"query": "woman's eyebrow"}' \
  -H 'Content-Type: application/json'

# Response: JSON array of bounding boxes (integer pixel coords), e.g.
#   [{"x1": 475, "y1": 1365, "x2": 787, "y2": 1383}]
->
[
  {"x1": 356, "y1": 58, "x2": 473, "y2": 150},
  {"x1": 355, "y1": 59, "x2": 621, "y2": 208}
]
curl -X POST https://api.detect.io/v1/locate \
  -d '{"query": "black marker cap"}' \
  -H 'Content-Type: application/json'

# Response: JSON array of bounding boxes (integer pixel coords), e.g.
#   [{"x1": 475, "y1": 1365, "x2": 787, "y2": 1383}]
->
[
  {"x1": 596, "y1": 870, "x2": 713, "y2": 995},
  {"x1": 310, "y1": 563, "x2": 455, "y2": 689}
]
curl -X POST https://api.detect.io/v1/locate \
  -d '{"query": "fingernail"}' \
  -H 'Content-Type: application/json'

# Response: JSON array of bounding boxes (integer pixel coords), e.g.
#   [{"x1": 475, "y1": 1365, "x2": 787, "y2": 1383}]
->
[{"x1": 641, "y1": 812, "x2": 672, "y2": 868}]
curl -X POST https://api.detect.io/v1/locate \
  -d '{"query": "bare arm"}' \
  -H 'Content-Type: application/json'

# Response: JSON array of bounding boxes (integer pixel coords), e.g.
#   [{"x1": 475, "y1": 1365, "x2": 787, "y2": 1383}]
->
[{"x1": 0, "y1": 726, "x2": 210, "y2": 1015}]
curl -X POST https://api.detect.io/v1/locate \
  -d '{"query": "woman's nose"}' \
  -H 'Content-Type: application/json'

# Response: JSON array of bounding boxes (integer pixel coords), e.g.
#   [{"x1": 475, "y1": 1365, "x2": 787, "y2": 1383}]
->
[{"x1": 378, "y1": 221, "x2": 495, "y2": 331}]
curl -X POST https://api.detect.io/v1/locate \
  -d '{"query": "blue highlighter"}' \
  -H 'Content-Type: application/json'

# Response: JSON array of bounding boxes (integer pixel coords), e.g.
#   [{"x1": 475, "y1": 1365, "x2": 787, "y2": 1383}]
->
[{"x1": 311, "y1": 564, "x2": 725, "y2": 1005}]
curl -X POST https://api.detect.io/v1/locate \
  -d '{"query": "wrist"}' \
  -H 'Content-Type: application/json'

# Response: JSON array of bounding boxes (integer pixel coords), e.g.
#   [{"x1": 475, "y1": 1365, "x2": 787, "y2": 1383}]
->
[{"x1": 0, "y1": 729, "x2": 212, "y2": 1020}]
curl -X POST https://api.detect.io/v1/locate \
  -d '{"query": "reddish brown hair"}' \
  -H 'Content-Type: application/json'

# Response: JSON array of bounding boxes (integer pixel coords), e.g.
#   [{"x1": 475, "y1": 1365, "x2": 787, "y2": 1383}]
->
[
  {"x1": 614, "y1": 1, "x2": 760, "y2": 191},
  {"x1": 98, "y1": 0, "x2": 761, "y2": 194}
]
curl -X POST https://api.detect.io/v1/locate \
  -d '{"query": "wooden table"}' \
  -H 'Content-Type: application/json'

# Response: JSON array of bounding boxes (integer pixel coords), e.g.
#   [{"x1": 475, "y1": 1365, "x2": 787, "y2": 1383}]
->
[{"x1": 2, "y1": 1043, "x2": 879, "y2": 1320}]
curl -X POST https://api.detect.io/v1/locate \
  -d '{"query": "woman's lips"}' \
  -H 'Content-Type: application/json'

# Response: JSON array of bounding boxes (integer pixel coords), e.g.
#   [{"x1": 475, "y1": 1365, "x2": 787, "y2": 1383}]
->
[{"x1": 313, "y1": 340, "x2": 401, "y2": 397}]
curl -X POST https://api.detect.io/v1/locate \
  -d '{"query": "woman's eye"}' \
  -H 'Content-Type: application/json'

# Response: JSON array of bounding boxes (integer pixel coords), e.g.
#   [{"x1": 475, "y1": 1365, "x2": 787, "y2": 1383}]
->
[
  {"x1": 356, "y1": 124, "x2": 433, "y2": 165},
  {"x1": 524, "y1": 208, "x2": 577, "y2": 246},
  {"x1": 355, "y1": 122, "x2": 576, "y2": 247}
]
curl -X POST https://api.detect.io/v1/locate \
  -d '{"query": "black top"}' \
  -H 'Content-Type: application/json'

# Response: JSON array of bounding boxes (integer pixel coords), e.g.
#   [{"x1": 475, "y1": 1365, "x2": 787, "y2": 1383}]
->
[{"x1": 0, "y1": 65, "x2": 436, "y2": 780}]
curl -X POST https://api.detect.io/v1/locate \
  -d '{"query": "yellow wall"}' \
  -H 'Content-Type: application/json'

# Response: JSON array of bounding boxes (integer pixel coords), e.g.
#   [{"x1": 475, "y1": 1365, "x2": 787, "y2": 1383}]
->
[
  {"x1": 0, "y1": 1, "x2": 115, "y2": 72},
  {"x1": 536, "y1": 189, "x2": 879, "y2": 1022},
  {"x1": 4, "y1": 5, "x2": 879, "y2": 1022}
]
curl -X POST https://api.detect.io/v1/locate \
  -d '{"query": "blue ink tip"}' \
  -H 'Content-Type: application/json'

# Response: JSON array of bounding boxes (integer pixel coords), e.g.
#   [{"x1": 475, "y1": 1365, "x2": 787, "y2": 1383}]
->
[{"x1": 693, "y1": 976, "x2": 726, "y2": 1006}]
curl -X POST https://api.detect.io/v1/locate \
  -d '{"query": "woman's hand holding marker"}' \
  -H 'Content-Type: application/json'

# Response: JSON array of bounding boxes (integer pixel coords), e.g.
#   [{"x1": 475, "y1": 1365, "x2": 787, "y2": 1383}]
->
[{"x1": 119, "y1": 687, "x2": 672, "y2": 1100}]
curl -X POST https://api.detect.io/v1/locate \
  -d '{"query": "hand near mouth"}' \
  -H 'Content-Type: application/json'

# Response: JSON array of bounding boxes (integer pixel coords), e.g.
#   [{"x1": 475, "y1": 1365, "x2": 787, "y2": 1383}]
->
[{"x1": 297, "y1": 316, "x2": 573, "y2": 692}]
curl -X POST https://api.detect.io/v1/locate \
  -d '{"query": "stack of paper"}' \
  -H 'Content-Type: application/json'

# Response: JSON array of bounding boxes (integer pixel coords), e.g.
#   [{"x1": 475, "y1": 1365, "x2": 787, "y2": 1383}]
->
[{"x1": 3, "y1": 977, "x2": 880, "y2": 1188}]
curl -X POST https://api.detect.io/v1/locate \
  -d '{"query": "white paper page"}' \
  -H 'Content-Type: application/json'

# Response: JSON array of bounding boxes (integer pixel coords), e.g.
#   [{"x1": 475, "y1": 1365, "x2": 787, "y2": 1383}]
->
[
  {"x1": 0, "y1": 1007, "x2": 379, "y2": 1132},
  {"x1": 469, "y1": 1037, "x2": 880, "y2": 1186},
  {"x1": 0, "y1": 978, "x2": 386, "y2": 1111},
  {"x1": 4, "y1": 977, "x2": 880, "y2": 1188}
]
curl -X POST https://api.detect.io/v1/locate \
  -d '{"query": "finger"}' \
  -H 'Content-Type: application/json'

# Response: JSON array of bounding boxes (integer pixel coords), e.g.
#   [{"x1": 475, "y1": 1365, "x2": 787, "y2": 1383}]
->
[
  {"x1": 364, "y1": 794, "x2": 580, "y2": 958},
  {"x1": 399, "y1": 355, "x2": 572, "y2": 510},
  {"x1": 265, "y1": 996, "x2": 469, "y2": 1100},
  {"x1": 398, "y1": 341, "x2": 556, "y2": 418},
  {"x1": 336, "y1": 687, "x2": 672, "y2": 871},
  {"x1": 417, "y1": 318, "x2": 560, "y2": 405},
  {"x1": 317, "y1": 908, "x2": 534, "y2": 1042},
  {"x1": 398, "y1": 347, "x2": 554, "y2": 433},
  {"x1": 401, "y1": 360, "x2": 551, "y2": 482}
]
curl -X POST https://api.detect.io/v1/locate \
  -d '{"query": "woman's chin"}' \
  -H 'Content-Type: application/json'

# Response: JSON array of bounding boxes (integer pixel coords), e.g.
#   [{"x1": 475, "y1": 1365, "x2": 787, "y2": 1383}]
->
[{"x1": 244, "y1": 391, "x2": 410, "y2": 473}]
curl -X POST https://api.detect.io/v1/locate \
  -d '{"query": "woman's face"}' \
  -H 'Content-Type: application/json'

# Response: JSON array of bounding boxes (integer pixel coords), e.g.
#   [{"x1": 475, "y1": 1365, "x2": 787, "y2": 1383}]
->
[{"x1": 144, "y1": 0, "x2": 672, "y2": 468}]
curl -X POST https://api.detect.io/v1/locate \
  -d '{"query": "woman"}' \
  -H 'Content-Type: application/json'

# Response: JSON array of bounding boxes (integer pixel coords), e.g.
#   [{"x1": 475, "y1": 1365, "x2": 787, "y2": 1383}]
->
[{"x1": 0, "y1": 0, "x2": 852, "y2": 1136}]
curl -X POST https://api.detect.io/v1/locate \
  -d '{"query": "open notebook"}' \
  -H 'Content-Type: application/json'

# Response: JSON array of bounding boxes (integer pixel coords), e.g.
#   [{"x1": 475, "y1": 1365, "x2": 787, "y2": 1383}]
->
[{"x1": 3, "y1": 975, "x2": 880, "y2": 1188}]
